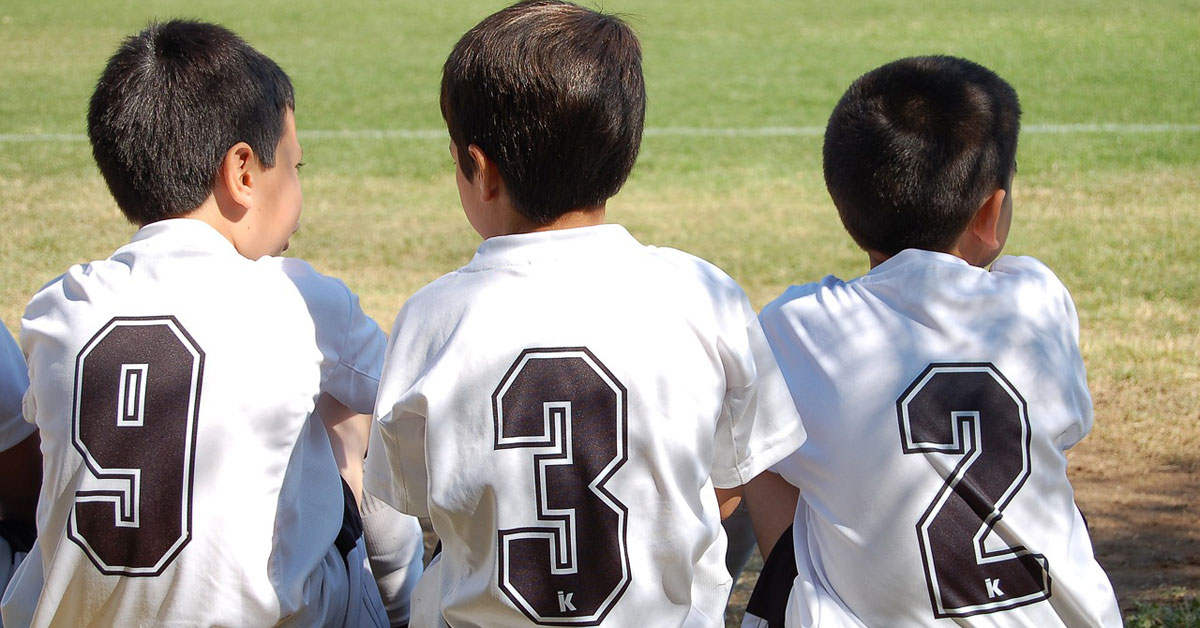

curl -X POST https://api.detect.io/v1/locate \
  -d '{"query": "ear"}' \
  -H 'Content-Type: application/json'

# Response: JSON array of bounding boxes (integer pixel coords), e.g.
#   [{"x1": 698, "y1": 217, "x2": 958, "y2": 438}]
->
[
  {"x1": 970, "y1": 188, "x2": 1007, "y2": 251},
  {"x1": 217, "y1": 142, "x2": 257, "y2": 213},
  {"x1": 467, "y1": 144, "x2": 502, "y2": 203}
]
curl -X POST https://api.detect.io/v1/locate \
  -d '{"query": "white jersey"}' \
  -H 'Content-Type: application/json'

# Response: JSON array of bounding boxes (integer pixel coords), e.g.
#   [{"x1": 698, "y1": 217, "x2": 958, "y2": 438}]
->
[
  {"x1": 758, "y1": 249, "x2": 1120, "y2": 627},
  {"x1": 365, "y1": 224, "x2": 805, "y2": 627},
  {"x1": 6, "y1": 219, "x2": 386, "y2": 627},
  {"x1": 0, "y1": 325, "x2": 35, "y2": 453}
]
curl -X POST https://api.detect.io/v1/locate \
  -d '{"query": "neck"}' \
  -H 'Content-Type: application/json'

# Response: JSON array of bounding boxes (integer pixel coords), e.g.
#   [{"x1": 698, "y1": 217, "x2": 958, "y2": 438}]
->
[
  {"x1": 523, "y1": 205, "x2": 606, "y2": 234},
  {"x1": 174, "y1": 196, "x2": 236, "y2": 243},
  {"x1": 866, "y1": 249, "x2": 891, "y2": 269}
]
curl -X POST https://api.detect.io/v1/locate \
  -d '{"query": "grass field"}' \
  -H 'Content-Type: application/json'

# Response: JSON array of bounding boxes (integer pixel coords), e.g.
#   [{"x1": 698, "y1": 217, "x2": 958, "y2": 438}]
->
[{"x1": 1, "y1": 0, "x2": 1198, "y2": 625}]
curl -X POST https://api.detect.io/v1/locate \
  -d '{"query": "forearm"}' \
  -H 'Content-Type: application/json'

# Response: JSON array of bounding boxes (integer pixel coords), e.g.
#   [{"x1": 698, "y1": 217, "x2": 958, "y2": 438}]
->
[
  {"x1": 742, "y1": 470, "x2": 799, "y2": 560},
  {"x1": 317, "y1": 393, "x2": 371, "y2": 505}
]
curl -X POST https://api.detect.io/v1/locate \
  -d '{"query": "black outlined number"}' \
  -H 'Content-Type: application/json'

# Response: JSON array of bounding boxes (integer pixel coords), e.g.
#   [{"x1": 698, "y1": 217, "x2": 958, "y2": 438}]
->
[
  {"x1": 898, "y1": 363, "x2": 1050, "y2": 618},
  {"x1": 71, "y1": 317, "x2": 204, "y2": 576},
  {"x1": 493, "y1": 348, "x2": 630, "y2": 626}
]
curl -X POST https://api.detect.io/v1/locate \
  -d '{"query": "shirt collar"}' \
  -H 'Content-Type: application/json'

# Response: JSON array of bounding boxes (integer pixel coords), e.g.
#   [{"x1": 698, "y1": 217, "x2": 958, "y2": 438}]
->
[
  {"x1": 129, "y1": 218, "x2": 239, "y2": 255},
  {"x1": 868, "y1": 248, "x2": 970, "y2": 276},
  {"x1": 464, "y1": 224, "x2": 639, "y2": 271}
]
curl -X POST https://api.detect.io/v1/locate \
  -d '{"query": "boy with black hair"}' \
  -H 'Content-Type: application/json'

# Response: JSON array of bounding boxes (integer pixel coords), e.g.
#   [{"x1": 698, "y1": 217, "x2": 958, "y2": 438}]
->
[
  {"x1": 363, "y1": 1, "x2": 806, "y2": 626},
  {"x1": 743, "y1": 55, "x2": 1121, "y2": 627},
  {"x1": 2, "y1": 20, "x2": 420, "y2": 627}
]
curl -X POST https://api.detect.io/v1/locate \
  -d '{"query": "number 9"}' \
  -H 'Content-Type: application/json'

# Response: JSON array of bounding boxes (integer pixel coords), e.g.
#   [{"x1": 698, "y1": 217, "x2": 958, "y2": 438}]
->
[{"x1": 71, "y1": 317, "x2": 203, "y2": 576}]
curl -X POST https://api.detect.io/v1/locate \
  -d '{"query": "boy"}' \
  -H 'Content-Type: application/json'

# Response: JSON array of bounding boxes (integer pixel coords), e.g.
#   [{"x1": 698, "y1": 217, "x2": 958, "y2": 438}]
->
[
  {"x1": 743, "y1": 56, "x2": 1121, "y2": 627},
  {"x1": 2, "y1": 20, "x2": 420, "y2": 627},
  {"x1": 363, "y1": 1, "x2": 806, "y2": 626},
  {"x1": 0, "y1": 325, "x2": 39, "y2": 596}
]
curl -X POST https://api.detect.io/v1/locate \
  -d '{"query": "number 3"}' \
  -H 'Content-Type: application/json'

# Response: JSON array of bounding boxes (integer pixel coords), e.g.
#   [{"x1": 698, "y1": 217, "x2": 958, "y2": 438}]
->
[
  {"x1": 897, "y1": 363, "x2": 1050, "y2": 618},
  {"x1": 493, "y1": 348, "x2": 630, "y2": 626},
  {"x1": 71, "y1": 317, "x2": 203, "y2": 576}
]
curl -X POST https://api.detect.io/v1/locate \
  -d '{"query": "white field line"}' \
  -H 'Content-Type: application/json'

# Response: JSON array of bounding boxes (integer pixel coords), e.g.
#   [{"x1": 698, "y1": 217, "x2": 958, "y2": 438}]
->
[{"x1": 1, "y1": 123, "x2": 1199, "y2": 143}]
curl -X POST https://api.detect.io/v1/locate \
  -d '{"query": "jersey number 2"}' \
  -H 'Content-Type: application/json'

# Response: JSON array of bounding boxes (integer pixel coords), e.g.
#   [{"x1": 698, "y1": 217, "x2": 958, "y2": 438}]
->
[
  {"x1": 71, "y1": 317, "x2": 203, "y2": 576},
  {"x1": 897, "y1": 363, "x2": 1050, "y2": 618},
  {"x1": 493, "y1": 348, "x2": 630, "y2": 626}
]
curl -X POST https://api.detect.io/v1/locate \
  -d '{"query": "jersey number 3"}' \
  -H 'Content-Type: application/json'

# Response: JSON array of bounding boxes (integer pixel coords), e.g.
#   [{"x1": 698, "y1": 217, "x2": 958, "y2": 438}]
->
[
  {"x1": 897, "y1": 363, "x2": 1051, "y2": 618},
  {"x1": 71, "y1": 317, "x2": 203, "y2": 576},
  {"x1": 493, "y1": 348, "x2": 630, "y2": 626}
]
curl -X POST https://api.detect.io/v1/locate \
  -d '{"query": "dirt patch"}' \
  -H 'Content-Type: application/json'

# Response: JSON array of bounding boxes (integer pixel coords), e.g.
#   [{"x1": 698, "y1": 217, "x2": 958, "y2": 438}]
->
[{"x1": 1069, "y1": 444, "x2": 1200, "y2": 614}]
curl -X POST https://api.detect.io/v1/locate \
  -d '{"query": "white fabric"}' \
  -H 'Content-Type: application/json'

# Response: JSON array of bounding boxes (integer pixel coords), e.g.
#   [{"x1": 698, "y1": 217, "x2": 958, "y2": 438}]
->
[
  {"x1": 0, "y1": 326, "x2": 34, "y2": 453},
  {"x1": 759, "y1": 249, "x2": 1121, "y2": 627},
  {"x1": 360, "y1": 489, "x2": 424, "y2": 626},
  {"x1": 365, "y1": 224, "x2": 805, "y2": 627},
  {"x1": 344, "y1": 536, "x2": 389, "y2": 628},
  {"x1": 5, "y1": 219, "x2": 386, "y2": 627}
]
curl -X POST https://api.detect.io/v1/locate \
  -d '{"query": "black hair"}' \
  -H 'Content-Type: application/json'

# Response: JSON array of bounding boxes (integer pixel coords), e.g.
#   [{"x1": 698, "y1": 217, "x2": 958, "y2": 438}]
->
[
  {"x1": 87, "y1": 20, "x2": 295, "y2": 225},
  {"x1": 822, "y1": 55, "x2": 1021, "y2": 256},
  {"x1": 441, "y1": 0, "x2": 645, "y2": 224}
]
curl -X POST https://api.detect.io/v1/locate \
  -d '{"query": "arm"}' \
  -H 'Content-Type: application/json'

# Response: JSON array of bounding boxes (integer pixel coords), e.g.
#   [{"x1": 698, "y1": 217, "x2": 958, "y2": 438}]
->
[
  {"x1": 742, "y1": 470, "x2": 799, "y2": 560},
  {"x1": 715, "y1": 487, "x2": 742, "y2": 520},
  {"x1": 0, "y1": 431, "x2": 40, "y2": 524},
  {"x1": 360, "y1": 489, "x2": 424, "y2": 627},
  {"x1": 316, "y1": 393, "x2": 370, "y2": 505}
]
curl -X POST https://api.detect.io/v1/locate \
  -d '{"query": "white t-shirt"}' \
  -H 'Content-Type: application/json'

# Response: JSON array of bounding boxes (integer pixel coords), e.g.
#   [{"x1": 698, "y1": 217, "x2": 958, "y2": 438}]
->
[
  {"x1": 0, "y1": 325, "x2": 34, "y2": 453},
  {"x1": 365, "y1": 224, "x2": 805, "y2": 627},
  {"x1": 758, "y1": 249, "x2": 1121, "y2": 627},
  {"x1": 5, "y1": 219, "x2": 386, "y2": 627}
]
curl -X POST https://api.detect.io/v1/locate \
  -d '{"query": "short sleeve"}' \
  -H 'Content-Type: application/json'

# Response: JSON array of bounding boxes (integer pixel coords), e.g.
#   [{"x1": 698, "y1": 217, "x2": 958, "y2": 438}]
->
[
  {"x1": 711, "y1": 293, "x2": 807, "y2": 488},
  {"x1": 327, "y1": 289, "x2": 387, "y2": 414},
  {"x1": 0, "y1": 325, "x2": 35, "y2": 452},
  {"x1": 363, "y1": 306, "x2": 432, "y2": 518},
  {"x1": 994, "y1": 256, "x2": 1094, "y2": 449},
  {"x1": 282, "y1": 259, "x2": 386, "y2": 414}
]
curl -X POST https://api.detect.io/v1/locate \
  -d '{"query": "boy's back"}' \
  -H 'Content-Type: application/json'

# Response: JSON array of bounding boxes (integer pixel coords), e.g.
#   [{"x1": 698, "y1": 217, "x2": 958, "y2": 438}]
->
[
  {"x1": 759, "y1": 250, "x2": 1119, "y2": 626},
  {"x1": 2, "y1": 21, "x2": 395, "y2": 627},
  {"x1": 364, "y1": 4, "x2": 805, "y2": 624},
  {"x1": 748, "y1": 55, "x2": 1120, "y2": 627},
  {"x1": 13, "y1": 221, "x2": 382, "y2": 625},
  {"x1": 368, "y1": 224, "x2": 803, "y2": 626}
]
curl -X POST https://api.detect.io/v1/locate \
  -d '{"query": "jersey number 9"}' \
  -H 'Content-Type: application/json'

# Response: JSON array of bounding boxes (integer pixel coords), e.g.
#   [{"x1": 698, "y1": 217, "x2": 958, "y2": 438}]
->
[{"x1": 70, "y1": 317, "x2": 203, "y2": 576}]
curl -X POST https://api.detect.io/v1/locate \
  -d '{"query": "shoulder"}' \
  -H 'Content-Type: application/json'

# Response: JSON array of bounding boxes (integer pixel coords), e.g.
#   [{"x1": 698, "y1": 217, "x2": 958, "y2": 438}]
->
[
  {"x1": 259, "y1": 256, "x2": 385, "y2": 352},
  {"x1": 760, "y1": 275, "x2": 847, "y2": 324},
  {"x1": 991, "y1": 254, "x2": 1062, "y2": 282},
  {"x1": 645, "y1": 246, "x2": 750, "y2": 303},
  {"x1": 261, "y1": 256, "x2": 358, "y2": 315},
  {"x1": 392, "y1": 268, "x2": 470, "y2": 323},
  {"x1": 990, "y1": 255, "x2": 1077, "y2": 316}
]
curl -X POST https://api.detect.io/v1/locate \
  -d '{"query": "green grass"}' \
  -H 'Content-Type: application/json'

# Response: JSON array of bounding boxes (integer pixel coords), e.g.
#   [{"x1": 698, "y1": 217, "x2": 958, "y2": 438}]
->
[
  {"x1": 1126, "y1": 595, "x2": 1200, "y2": 628},
  {"x1": 1, "y1": 0, "x2": 1198, "y2": 623}
]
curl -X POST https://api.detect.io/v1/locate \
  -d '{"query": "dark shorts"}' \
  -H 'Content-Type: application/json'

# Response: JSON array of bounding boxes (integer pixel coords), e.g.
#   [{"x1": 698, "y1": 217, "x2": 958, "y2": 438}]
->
[
  {"x1": 0, "y1": 520, "x2": 35, "y2": 555},
  {"x1": 335, "y1": 479, "x2": 364, "y2": 562},
  {"x1": 744, "y1": 524, "x2": 797, "y2": 628}
]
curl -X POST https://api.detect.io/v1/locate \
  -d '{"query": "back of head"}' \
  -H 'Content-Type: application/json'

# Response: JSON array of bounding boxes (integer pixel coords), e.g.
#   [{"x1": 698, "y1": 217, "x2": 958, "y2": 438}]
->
[
  {"x1": 441, "y1": 0, "x2": 645, "y2": 224},
  {"x1": 823, "y1": 55, "x2": 1021, "y2": 257},
  {"x1": 88, "y1": 20, "x2": 295, "y2": 225}
]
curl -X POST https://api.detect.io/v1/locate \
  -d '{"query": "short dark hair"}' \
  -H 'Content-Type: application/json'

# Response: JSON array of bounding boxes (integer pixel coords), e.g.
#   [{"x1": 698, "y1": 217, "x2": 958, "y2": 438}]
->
[
  {"x1": 822, "y1": 55, "x2": 1021, "y2": 256},
  {"x1": 87, "y1": 20, "x2": 295, "y2": 225},
  {"x1": 441, "y1": 0, "x2": 645, "y2": 224}
]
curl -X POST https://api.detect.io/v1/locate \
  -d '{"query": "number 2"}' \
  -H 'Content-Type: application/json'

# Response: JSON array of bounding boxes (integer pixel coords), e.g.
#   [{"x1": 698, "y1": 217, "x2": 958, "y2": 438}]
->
[
  {"x1": 71, "y1": 317, "x2": 203, "y2": 576},
  {"x1": 493, "y1": 348, "x2": 630, "y2": 626},
  {"x1": 897, "y1": 363, "x2": 1050, "y2": 618}
]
